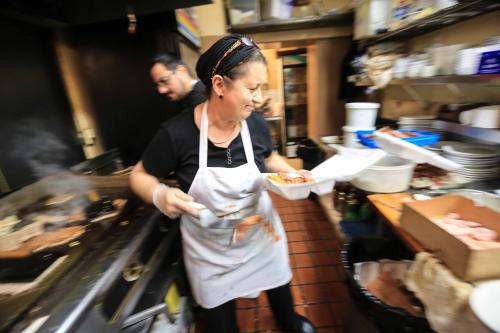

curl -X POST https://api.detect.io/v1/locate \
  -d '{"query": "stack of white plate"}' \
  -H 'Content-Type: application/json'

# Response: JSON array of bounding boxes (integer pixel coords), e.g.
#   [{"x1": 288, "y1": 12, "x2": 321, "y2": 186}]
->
[
  {"x1": 398, "y1": 115, "x2": 445, "y2": 135},
  {"x1": 442, "y1": 142, "x2": 500, "y2": 181},
  {"x1": 320, "y1": 136, "x2": 343, "y2": 145}
]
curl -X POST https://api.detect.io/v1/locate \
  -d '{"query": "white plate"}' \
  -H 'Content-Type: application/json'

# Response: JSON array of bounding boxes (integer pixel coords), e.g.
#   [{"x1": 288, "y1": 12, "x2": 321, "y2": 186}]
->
[
  {"x1": 320, "y1": 136, "x2": 342, "y2": 144},
  {"x1": 442, "y1": 143, "x2": 500, "y2": 158},
  {"x1": 399, "y1": 115, "x2": 436, "y2": 121},
  {"x1": 470, "y1": 280, "x2": 500, "y2": 332}
]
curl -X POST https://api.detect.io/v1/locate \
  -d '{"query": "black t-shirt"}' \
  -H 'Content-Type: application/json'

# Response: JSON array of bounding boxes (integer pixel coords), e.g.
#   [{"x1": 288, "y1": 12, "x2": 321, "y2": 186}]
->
[
  {"x1": 165, "y1": 81, "x2": 206, "y2": 117},
  {"x1": 142, "y1": 109, "x2": 274, "y2": 193}
]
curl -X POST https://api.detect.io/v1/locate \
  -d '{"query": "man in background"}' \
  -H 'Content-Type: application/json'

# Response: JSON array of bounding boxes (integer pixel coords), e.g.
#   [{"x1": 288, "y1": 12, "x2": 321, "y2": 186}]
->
[{"x1": 150, "y1": 53, "x2": 206, "y2": 116}]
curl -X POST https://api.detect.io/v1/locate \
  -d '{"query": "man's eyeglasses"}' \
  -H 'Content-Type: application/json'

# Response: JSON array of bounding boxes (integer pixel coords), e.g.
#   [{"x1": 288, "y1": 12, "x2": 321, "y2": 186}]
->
[
  {"x1": 211, "y1": 37, "x2": 259, "y2": 79},
  {"x1": 155, "y1": 71, "x2": 176, "y2": 88}
]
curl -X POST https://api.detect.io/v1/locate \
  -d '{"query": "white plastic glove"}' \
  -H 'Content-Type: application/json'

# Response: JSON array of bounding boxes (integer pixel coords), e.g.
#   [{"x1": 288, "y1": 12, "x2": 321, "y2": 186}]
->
[{"x1": 152, "y1": 184, "x2": 198, "y2": 219}]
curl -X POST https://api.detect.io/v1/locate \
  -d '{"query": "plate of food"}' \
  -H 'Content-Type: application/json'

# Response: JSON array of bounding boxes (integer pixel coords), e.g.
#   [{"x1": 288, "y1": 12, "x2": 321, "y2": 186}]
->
[
  {"x1": 264, "y1": 172, "x2": 335, "y2": 200},
  {"x1": 411, "y1": 163, "x2": 467, "y2": 189}
]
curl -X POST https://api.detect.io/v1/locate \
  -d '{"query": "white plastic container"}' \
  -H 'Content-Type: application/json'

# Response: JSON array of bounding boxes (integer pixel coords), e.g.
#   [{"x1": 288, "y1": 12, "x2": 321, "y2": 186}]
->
[
  {"x1": 345, "y1": 103, "x2": 380, "y2": 128},
  {"x1": 459, "y1": 105, "x2": 500, "y2": 128},
  {"x1": 354, "y1": 0, "x2": 392, "y2": 39},
  {"x1": 351, "y1": 155, "x2": 416, "y2": 193},
  {"x1": 343, "y1": 125, "x2": 375, "y2": 148},
  {"x1": 264, "y1": 174, "x2": 335, "y2": 200}
]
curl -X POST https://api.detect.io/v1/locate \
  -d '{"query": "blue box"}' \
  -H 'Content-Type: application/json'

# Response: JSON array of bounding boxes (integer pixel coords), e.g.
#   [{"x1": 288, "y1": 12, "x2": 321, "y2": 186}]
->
[
  {"x1": 356, "y1": 130, "x2": 440, "y2": 148},
  {"x1": 477, "y1": 50, "x2": 500, "y2": 75}
]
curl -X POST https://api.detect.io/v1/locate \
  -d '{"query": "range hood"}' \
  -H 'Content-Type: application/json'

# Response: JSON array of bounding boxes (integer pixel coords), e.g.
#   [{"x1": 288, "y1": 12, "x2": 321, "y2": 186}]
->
[{"x1": 0, "y1": 0, "x2": 212, "y2": 26}]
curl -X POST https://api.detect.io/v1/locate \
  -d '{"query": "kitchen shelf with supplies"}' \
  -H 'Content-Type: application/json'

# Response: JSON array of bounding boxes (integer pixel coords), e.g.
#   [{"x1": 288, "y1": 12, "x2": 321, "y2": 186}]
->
[
  {"x1": 381, "y1": 75, "x2": 500, "y2": 104},
  {"x1": 356, "y1": 0, "x2": 500, "y2": 46},
  {"x1": 389, "y1": 75, "x2": 500, "y2": 86},
  {"x1": 355, "y1": 74, "x2": 500, "y2": 87},
  {"x1": 227, "y1": 12, "x2": 353, "y2": 34}
]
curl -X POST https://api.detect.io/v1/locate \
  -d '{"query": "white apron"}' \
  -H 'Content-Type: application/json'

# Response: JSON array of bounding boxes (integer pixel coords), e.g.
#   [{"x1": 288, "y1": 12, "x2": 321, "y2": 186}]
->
[{"x1": 180, "y1": 103, "x2": 292, "y2": 309}]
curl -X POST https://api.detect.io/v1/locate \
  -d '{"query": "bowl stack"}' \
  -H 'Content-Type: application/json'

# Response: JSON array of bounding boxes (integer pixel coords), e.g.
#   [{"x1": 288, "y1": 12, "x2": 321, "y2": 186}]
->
[
  {"x1": 442, "y1": 142, "x2": 500, "y2": 182},
  {"x1": 397, "y1": 115, "x2": 445, "y2": 135}
]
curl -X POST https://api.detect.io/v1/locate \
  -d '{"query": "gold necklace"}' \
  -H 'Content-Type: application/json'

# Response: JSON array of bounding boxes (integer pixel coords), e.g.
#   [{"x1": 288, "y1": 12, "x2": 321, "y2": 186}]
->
[{"x1": 209, "y1": 123, "x2": 239, "y2": 145}]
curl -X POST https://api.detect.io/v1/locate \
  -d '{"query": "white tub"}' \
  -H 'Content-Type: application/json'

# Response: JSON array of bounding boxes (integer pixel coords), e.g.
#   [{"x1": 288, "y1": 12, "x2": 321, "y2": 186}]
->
[
  {"x1": 351, "y1": 155, "x2": 416, "y2": 193},
  {"x1": 343, "y1": 125, "x2": 374, "y2": 148},
  {"x1": 345, "y1": 102, "x2": 380, "y2": 128}
]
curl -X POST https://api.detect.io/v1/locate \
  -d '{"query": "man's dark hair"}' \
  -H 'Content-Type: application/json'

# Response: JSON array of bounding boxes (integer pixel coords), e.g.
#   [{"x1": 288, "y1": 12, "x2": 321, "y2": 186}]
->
[{"x1": 152, "y1": 53, "x2": 192, "y2": 76}]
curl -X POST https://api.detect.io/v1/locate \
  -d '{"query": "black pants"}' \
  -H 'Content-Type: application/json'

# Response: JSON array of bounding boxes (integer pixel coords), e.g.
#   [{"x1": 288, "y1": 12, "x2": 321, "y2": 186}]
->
[{"x1": 203, "y1": 283, "x2": 299, "y2": 333}]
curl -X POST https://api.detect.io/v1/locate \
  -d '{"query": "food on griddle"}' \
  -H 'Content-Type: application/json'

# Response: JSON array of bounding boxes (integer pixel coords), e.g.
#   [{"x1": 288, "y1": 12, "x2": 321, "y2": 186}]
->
[
  {"x1": 112, "y1": 199, "x2": 127, "y2": 210},
  {"x1": 267, "y1": 172, "x2": 313, "y2": 185},
  {"x1": 0, "y1": 215, "x2": 21, "y2": 236},
  {"x1": 434, "y1": 213, "x2": 499, "y2": 248},
  {"x1": 0, "y1": 226, "x2": 85, "y2": 258},
  {"x1": 45, "y1": 194, "x2": 75, "y2": 207}
]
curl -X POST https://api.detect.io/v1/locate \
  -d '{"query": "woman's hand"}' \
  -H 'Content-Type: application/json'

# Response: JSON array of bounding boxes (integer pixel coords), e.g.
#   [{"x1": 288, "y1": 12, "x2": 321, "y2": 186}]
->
[
  {"x1": 265, "y1": 152, "x2": 311, "y2": 176},
  {"x1": 153, "y1": 184, "x2": 199, "y2": 219},
  {"x1": 297, "y1": 169, "x2": 312, "y2": 178}
]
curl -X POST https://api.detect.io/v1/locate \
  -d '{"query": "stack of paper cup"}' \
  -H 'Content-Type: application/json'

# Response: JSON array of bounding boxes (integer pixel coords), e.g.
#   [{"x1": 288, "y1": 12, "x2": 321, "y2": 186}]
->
[{"x1": 343, "y1": 103, "x2": 380, "y2": 148}]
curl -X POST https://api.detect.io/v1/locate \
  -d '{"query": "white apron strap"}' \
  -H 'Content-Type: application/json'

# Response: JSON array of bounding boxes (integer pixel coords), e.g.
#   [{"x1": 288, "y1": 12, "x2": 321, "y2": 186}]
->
[{"x1": 199, "y1": 103, "x2": 209, "y2": 168}]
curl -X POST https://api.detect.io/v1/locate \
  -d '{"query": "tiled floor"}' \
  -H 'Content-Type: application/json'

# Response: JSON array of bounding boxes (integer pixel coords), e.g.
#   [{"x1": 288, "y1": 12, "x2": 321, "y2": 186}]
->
[{"x1": 196, "y1": 193, "x2": 347, "y2": 333}]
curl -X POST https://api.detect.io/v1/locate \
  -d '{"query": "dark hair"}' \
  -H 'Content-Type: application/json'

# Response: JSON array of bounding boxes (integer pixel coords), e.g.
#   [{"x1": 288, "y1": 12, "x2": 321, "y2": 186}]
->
[
  {"x1": 205, "y1": 49, "x2": 267, "y2": 96},
  {"x1": 152, "y1": 53, "x2": 192, "y2": 76}
]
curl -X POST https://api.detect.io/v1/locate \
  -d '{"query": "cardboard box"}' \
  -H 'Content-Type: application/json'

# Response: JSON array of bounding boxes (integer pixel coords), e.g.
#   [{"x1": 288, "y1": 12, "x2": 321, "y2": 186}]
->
[{"x1": 400, "y1": 195, "x2": 500, "y2": 281}]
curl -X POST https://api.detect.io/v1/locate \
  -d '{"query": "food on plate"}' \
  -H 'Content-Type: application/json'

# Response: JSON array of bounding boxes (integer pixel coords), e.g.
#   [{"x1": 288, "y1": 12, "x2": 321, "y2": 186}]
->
[
  {"x1": 411, "y1": 164, "x2": 466, "y2": 189},
  {"x1": 434, "y1": 213, "x2": 499, "y2": 247},
  {"x1": 363, "y1": 127, "x2": 421, "y2": 140},
  {"x1": 413, "y1": 164, "x2": 447, "y2": 180},
  {"x1": 267, "y1": 172, "x2": 313, "y2": 185}
]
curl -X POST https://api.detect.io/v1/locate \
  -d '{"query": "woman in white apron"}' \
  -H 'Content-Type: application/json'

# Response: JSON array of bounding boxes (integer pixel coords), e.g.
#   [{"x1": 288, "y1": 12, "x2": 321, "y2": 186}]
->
[{"x1": 131, "y1": 34, "x2": 316, "y2": 333}]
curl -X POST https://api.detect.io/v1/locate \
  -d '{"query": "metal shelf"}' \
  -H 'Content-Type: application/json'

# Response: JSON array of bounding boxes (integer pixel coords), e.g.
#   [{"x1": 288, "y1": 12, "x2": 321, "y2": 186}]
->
[
  {"x1": 389, "y1": 75, "x2": 500, "y2": 86},
  {"x1": 433, "y1": 120, "x2": 500, "y2": 144},
  {"x1": 228, "y1": 11, "x2": 353, "y2": 34},
  {"x1": 382, "y1": 75, "x2": 500, "y2": 104},
  {"x1": 356, "y1": 0, "x2": 500, "y2": 46}
]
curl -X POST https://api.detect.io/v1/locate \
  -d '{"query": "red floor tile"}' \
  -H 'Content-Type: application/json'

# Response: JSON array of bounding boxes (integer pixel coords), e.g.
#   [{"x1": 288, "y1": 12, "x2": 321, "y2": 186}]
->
[
  {"x1": 258, "y1": 292, "x2": 269, "y2": 307},
  {"x1": 324, "y1": 282, "x2": 348, "y2": 302},
  {"x1": 237, "y1": 309, "x2": 257, "y2": 332},
  {"x1": 313, "y1": 252, "x2": 341, "y2": 266},
  {"x1": 307, "y1": 303, "x2": 337, "y2": 327},
  {"x1": 257, "y1": 307, "x2": 279, "y2": 331},
  {"x1": 295, "y1": 305, "x2": 308, "y2": 317},
  {"x1": 301, "y1": 284, "x2": 332, "y2": 303},
  {"x1": 330, "y1": 302, "x2": 346, "y2": 325},
  {"x1": 236, "y1": 297, "x2": 258, "y2": 309},
  {"x1": 284, "y1": 221, "x2": 303, "y2": 232},
  {"x1": 295, "y1": 267, "x2": 317, "y2": 284},
  {"x1": 291, "y1": 285, "x2": 305, "y2": 305},
  {"x1": 291, "y1": 253, "x2": 314, "y2": 268},
  {"x1": 308, "y1": 239, "x2": 339, "y2": 252},
  {"x1": 289, "y1": 241, "x2": 309, "y2": 254},
  {"x1": 316, "y1": 266, "x2": 341, "y2": 282},
  {"x1": 287, "y1": 231, "x2": 308, "y2": 242}
]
